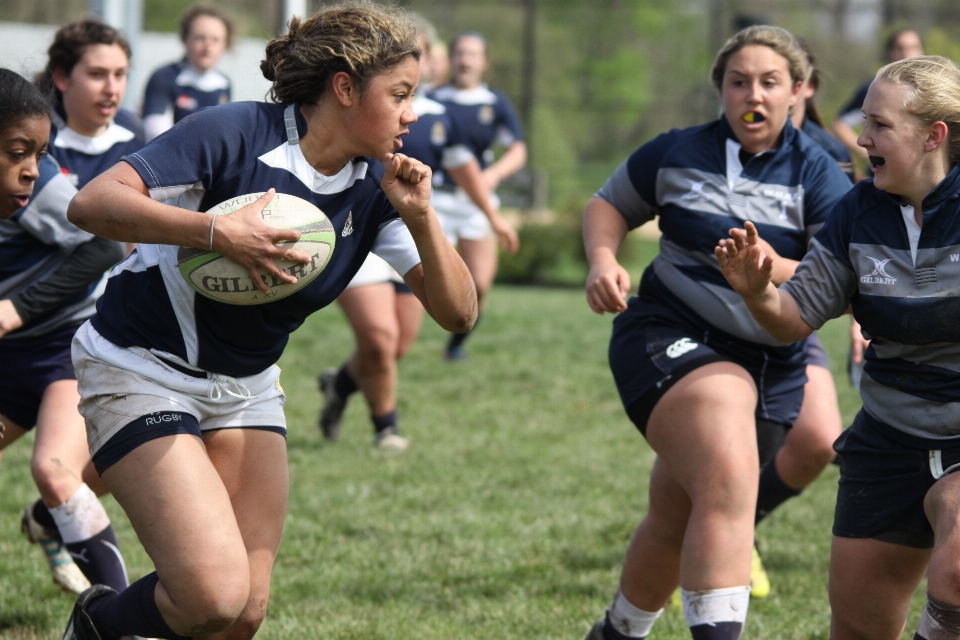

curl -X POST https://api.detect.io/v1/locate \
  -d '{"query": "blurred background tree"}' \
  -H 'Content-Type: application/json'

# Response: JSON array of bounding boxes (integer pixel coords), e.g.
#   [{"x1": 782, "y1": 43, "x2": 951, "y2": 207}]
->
[{"x1": 2, "y1": 0, "x2": 959, "y2": 282}]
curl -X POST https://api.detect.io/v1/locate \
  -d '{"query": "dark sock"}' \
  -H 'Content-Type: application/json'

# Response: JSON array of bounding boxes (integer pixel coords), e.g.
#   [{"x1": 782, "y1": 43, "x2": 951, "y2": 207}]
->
[
  {"x1": 87, "y1": 572, "x2": 190, "y2": 640},
  {"x1": 372, "y1": 410, "x2": 398, "y2": 434},
  {"x1": 334, "y1": 364, "x2": 359, "y2": 398},
  {"x1": 32, "y1": 501, "x2": 60, "y2": 536},
  {"x1": 65, "y1": 526, "x2": 129, "y2": 591},
  {"x1": 913, "y1": 634, "x2": 928, "y2": 640},
  {"x1": 755, "y1": 459, "x2": 802, "y2": 525},
  {"x1": 447, "y1": 312, "x2": 482, "y2": 351},
  {"x1": 689, "y1": 622, "x2": 743, "y2": 639},
  {"x1": 755, "y1": 420, "x2": 788, "y2": 467},
  {"x1": 602, "y1": 612, "x2": 647, "y2": 639}
]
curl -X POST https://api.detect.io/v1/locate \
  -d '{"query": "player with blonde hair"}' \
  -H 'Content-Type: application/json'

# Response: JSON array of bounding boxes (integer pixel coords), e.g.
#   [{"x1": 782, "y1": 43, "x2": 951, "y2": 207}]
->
[
  {"x1": 582, "y1": 26, "x2": 851, "y2": 639},
  {"x1": 719, "y1": 54, "x2": 960, "y2": 640}
]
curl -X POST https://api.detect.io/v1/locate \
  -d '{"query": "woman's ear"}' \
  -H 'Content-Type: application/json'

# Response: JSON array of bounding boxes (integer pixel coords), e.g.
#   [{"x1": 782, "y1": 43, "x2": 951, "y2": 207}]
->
[
  {"x1": 925, "y1": 120, "x2": 949, "y2": 153},
  {"x1": 330, "y1": 71, "x2": 357, "y2": 107}
]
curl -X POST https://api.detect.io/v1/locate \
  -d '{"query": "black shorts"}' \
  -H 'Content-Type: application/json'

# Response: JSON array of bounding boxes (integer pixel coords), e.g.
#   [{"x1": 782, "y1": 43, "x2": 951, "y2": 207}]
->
[
  {"x1": 0, "y1": 322, "x2": 81, "y2": 429},
  {"x1": 833, "y1": 410, "x2": 960, "y2": 549},
  {"x1": 609, "y1": 296, "x2": 807, "y2": 435},
  {"x1": 804, "y1": 332, "x2": 830, "y2": 370}
]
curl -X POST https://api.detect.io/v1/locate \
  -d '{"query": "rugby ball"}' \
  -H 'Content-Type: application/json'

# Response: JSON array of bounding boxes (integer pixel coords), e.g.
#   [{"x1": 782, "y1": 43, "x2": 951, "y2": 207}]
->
[{"x1": 177, "y1": 192, "x2": 336, "y2": 305}]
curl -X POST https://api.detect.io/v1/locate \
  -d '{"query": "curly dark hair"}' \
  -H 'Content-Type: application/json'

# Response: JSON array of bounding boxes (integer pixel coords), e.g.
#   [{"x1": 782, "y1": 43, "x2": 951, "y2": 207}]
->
[{"x1": 260, "y1": 0, "x2": 419, "y2": 105}]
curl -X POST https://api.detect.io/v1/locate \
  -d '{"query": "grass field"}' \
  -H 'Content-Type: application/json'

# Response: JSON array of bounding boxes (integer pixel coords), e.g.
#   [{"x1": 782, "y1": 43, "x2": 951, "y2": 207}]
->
[{"x1": 0, "y1": 247, "x2": 928, "y2": 639}]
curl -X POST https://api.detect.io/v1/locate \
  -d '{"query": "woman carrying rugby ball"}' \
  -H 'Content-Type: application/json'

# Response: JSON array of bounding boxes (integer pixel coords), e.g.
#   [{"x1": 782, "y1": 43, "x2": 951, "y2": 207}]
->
[{"x1": 61, "y1": 3, "x2": 476, "y2": 639}]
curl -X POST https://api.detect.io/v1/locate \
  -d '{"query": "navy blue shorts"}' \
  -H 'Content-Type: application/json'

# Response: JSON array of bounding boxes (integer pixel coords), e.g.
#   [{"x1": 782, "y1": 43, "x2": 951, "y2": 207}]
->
[
  {"x1": 833, "y1": 410, "x2": 960, "y2": 549},
  {"x1": 804, "y1": 332, "x2": 830, "y2": 370},
  {"x1": 0, "y1": 322, "x2": 81, "y2": 429},
  {"x1": 609, "y1": 296, "x2": 807, "y2": 435}
]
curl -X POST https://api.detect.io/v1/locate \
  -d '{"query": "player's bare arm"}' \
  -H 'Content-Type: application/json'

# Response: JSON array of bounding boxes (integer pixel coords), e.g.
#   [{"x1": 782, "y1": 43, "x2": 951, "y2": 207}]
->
[
  {"x1": 715, "y1": 221, "x2": 813, "y2": 343},
  {"x1": 583, "y1": 196, "x2": 631, "y2": 315},
  {"x1": 382, "y1": 153, "x2": 477, "y2": 333}
]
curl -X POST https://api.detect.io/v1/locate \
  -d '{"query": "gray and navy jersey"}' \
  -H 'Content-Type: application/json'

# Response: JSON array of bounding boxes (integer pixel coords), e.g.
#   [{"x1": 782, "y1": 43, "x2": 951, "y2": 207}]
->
[
  {"x1": 0, "y1": 156, "x2": 104, "y2": 339},
  {"x1": 597, "y1": 116, "x2": 852, "y2": 347},
  {"x1": 429, "y1": 84, "x2": 524, "y2": 189},
  {"x1": 781, "y1": 165, "x2": 960, "y2": 441},
  {"x1": 91, "y1": 101, "x2": 420, "y2": 378},
  {"x1": 49, "y1": 109, "x2": 145, "y2": 189},
  {"x1": 836, "y1": 80, "x2": 871, "y2": 129},
  {"x1": 403, "y1": 95, "x2": 474, "y2": 181},
  {"x1": 142, "y1": 60, "x2": 231, "y2": 141}
]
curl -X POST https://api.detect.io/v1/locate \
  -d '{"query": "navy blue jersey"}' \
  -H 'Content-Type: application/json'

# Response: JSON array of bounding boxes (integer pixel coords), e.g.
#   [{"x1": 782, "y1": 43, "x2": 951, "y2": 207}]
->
[
  {"x1": 801, "y1": 119, "x2": 854, "y2": 182},
  {"x1": 91, "y1": 101, "x2": 420, "y2": 377},
  {"x1": 597, "y1": 116, "x2": 852, "y2": 348},
  {"x1": 142, "y1": 60, "x2": 231, "y2": 141},
  {"x1": 429, "y1": 84, "x2": 524, "y2": 188},
  {"x1": 49, "y1": 109, "x2": 145, "y2": 189},
  {"x1": 0, "y1": 156, "x2": 102, "y2": 339},
  {"x1": 403, "y1": 96, "x2": 474, "y2": 186},
  {"x1": 781, "y1": 165, "x2": 960, "y2": 440}
]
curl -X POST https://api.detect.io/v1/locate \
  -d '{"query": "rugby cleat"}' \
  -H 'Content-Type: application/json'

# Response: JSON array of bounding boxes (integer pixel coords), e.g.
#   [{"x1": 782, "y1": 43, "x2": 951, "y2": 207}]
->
[
  {"x1": 318, "y1": 368, "x2": 349, "y2": 441},
  {"x1": 21, "y1": 500, "x2": 91, "y2": 594},
  {"x1": 750, "y1": 544, "x2": 771, "y2": 599},
  {"x1": 62, "y1": 584, "x2": 115, "y2": 640},
  {"x1": 443, "y1": 345, "x2": 468, "y2": 361},
  {"x1": 584, "y1": 618, "x2": 606, "y2": 640},
  {"x1": 373, "y1": 427, "x2": 410, "y2": 453}
]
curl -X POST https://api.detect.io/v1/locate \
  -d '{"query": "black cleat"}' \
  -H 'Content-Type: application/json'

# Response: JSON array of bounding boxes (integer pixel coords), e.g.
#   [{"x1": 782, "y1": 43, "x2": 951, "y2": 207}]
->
[
  {"x1": 62, "y1": 584, "x2": 115, "y2": 640},
  {"x1": 318, "y1": 368, "x2": 348, "y2": 441}
]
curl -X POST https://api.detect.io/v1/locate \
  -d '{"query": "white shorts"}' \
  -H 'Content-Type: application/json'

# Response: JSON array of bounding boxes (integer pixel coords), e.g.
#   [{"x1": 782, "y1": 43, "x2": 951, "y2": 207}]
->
[
  {"x1": 72, "y1": 322, "x2": 287, "y2": 471},
  {"x1": 432, "y1": 188, "x2": 499, "y2": 243},
  {"x1": 346, "y1": 253, "x2": 404, "y2": 290}
]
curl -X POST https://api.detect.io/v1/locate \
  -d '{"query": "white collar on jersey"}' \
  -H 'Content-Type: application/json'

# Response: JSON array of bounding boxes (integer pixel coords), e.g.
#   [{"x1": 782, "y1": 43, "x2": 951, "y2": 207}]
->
[
  {"x1": 413, "y1": 95, "x2": 446, "y2": 117},
  {"x1": 54, "y1": 121, "x2": 136, "y2": 155},
  {"x1": 431, "y1": 83, "x2": 497, "y2": 106},
  {"x1": 256, "y1": 104, "x2": 368, "y2": 194},
  {"x1": 175, "y1": 63, "x2": 229, "y2": 92}
]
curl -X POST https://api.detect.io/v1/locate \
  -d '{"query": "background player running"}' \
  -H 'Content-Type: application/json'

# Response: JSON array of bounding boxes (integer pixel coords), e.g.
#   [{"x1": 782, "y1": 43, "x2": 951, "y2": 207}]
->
[
  {"x1": 582, "y1": 26, "x2": 851, "y2": 640},
  {"x1": 718, "y1": 54, "x2": 960, "y2": 640},
  {"x1": 747, "y1": 38, "x2": 854, "y2": 598},
  {"x1": 61, "y1": 4, "x2": 476, "y2": 639},
  {"x1": 318, "y1": 17, "x2": 511, "y2": 451},
  {"x1": 430, "y1": 30, "x2": 524, "y2": 360},
  {"x1": 0, "y1": 69, "x2": 127, "y2": 596},
  {"x1": 37, "y1": 19, "x2": 144, "y2": 191},
  {"x1": 142, "y1": 3, "x2": 233, "y2": 142}
]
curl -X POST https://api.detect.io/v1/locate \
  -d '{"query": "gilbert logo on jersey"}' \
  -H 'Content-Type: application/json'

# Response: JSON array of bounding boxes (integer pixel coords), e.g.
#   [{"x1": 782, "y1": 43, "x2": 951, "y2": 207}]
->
[
  {"x1": 177, "y1": 94, "x2": 199, "y2": 111},
  {"x1": 60, "y1": 166, "x2": 79, "y2": 187}
]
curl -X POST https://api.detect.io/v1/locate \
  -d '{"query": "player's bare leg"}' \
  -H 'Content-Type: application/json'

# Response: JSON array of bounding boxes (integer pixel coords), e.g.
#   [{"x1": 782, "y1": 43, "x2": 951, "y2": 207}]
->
[
  {"x1": 602, "y1": 363, "x2": 758, "y2": 639},
  {"x1": 775, "y1": 365, "x2": 841, "y2": 490},
  {"x1": 340, "y1": 283, "x2": 401, "y2": 416},
  {"x1": 98, "y1": 433, "x2": 253, "y2": 637},
  {"x1": 446, "y1": 236, "x2": 496, "y2": 359},
  {"x1": 829, "y1": 537, "x2": 929, "y2": 640},
  {"x1": 202, "y1": 428, "x2": 288, "y2": 640}
]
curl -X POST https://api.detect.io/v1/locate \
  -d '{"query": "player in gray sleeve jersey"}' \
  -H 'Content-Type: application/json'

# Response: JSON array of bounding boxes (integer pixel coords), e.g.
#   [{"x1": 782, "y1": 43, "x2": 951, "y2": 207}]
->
[
  {"x1": 0, "y1": 69, "x2": 129, "y2": 599},
  {"x1": 719, "y1": 55, "x2": 960, "y2": 640}
]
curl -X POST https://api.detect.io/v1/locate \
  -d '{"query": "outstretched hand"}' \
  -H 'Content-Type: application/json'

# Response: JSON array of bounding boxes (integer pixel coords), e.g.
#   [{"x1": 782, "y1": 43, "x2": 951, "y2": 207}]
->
[
  {"x1": 212, "y1": 189, "x2": 312, "y2": 293},
  {"x1": 715, "y1": 221, "x2": 774, "y2": 299},
  {"x1": 381, "y1": 153, "x2": 432, "y2": 223}
]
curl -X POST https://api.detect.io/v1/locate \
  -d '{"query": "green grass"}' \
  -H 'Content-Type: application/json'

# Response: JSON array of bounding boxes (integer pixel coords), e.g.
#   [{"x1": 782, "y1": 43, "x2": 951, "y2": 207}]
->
[{"x1": 0, "y1": 244, "x2": 928, "y2": 638}]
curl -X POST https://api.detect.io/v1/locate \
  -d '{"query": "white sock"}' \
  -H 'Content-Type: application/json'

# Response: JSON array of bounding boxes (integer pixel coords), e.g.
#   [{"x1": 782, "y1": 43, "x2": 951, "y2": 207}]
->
[
  {"x1": 680, "y1": 586, "x2": 751, "y2": 627},
  {"x1": 607, "y1": 589, "x2": 663, "y2": 638},
  {"x1": 48, "y1": 483, "x2": 111, "y2": 544}
]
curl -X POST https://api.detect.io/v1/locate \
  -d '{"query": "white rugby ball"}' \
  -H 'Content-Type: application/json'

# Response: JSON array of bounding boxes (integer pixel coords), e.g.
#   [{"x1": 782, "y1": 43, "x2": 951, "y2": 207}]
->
[{"x1": 177, "y1": 192, "x2": 336, "y2": 305}]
